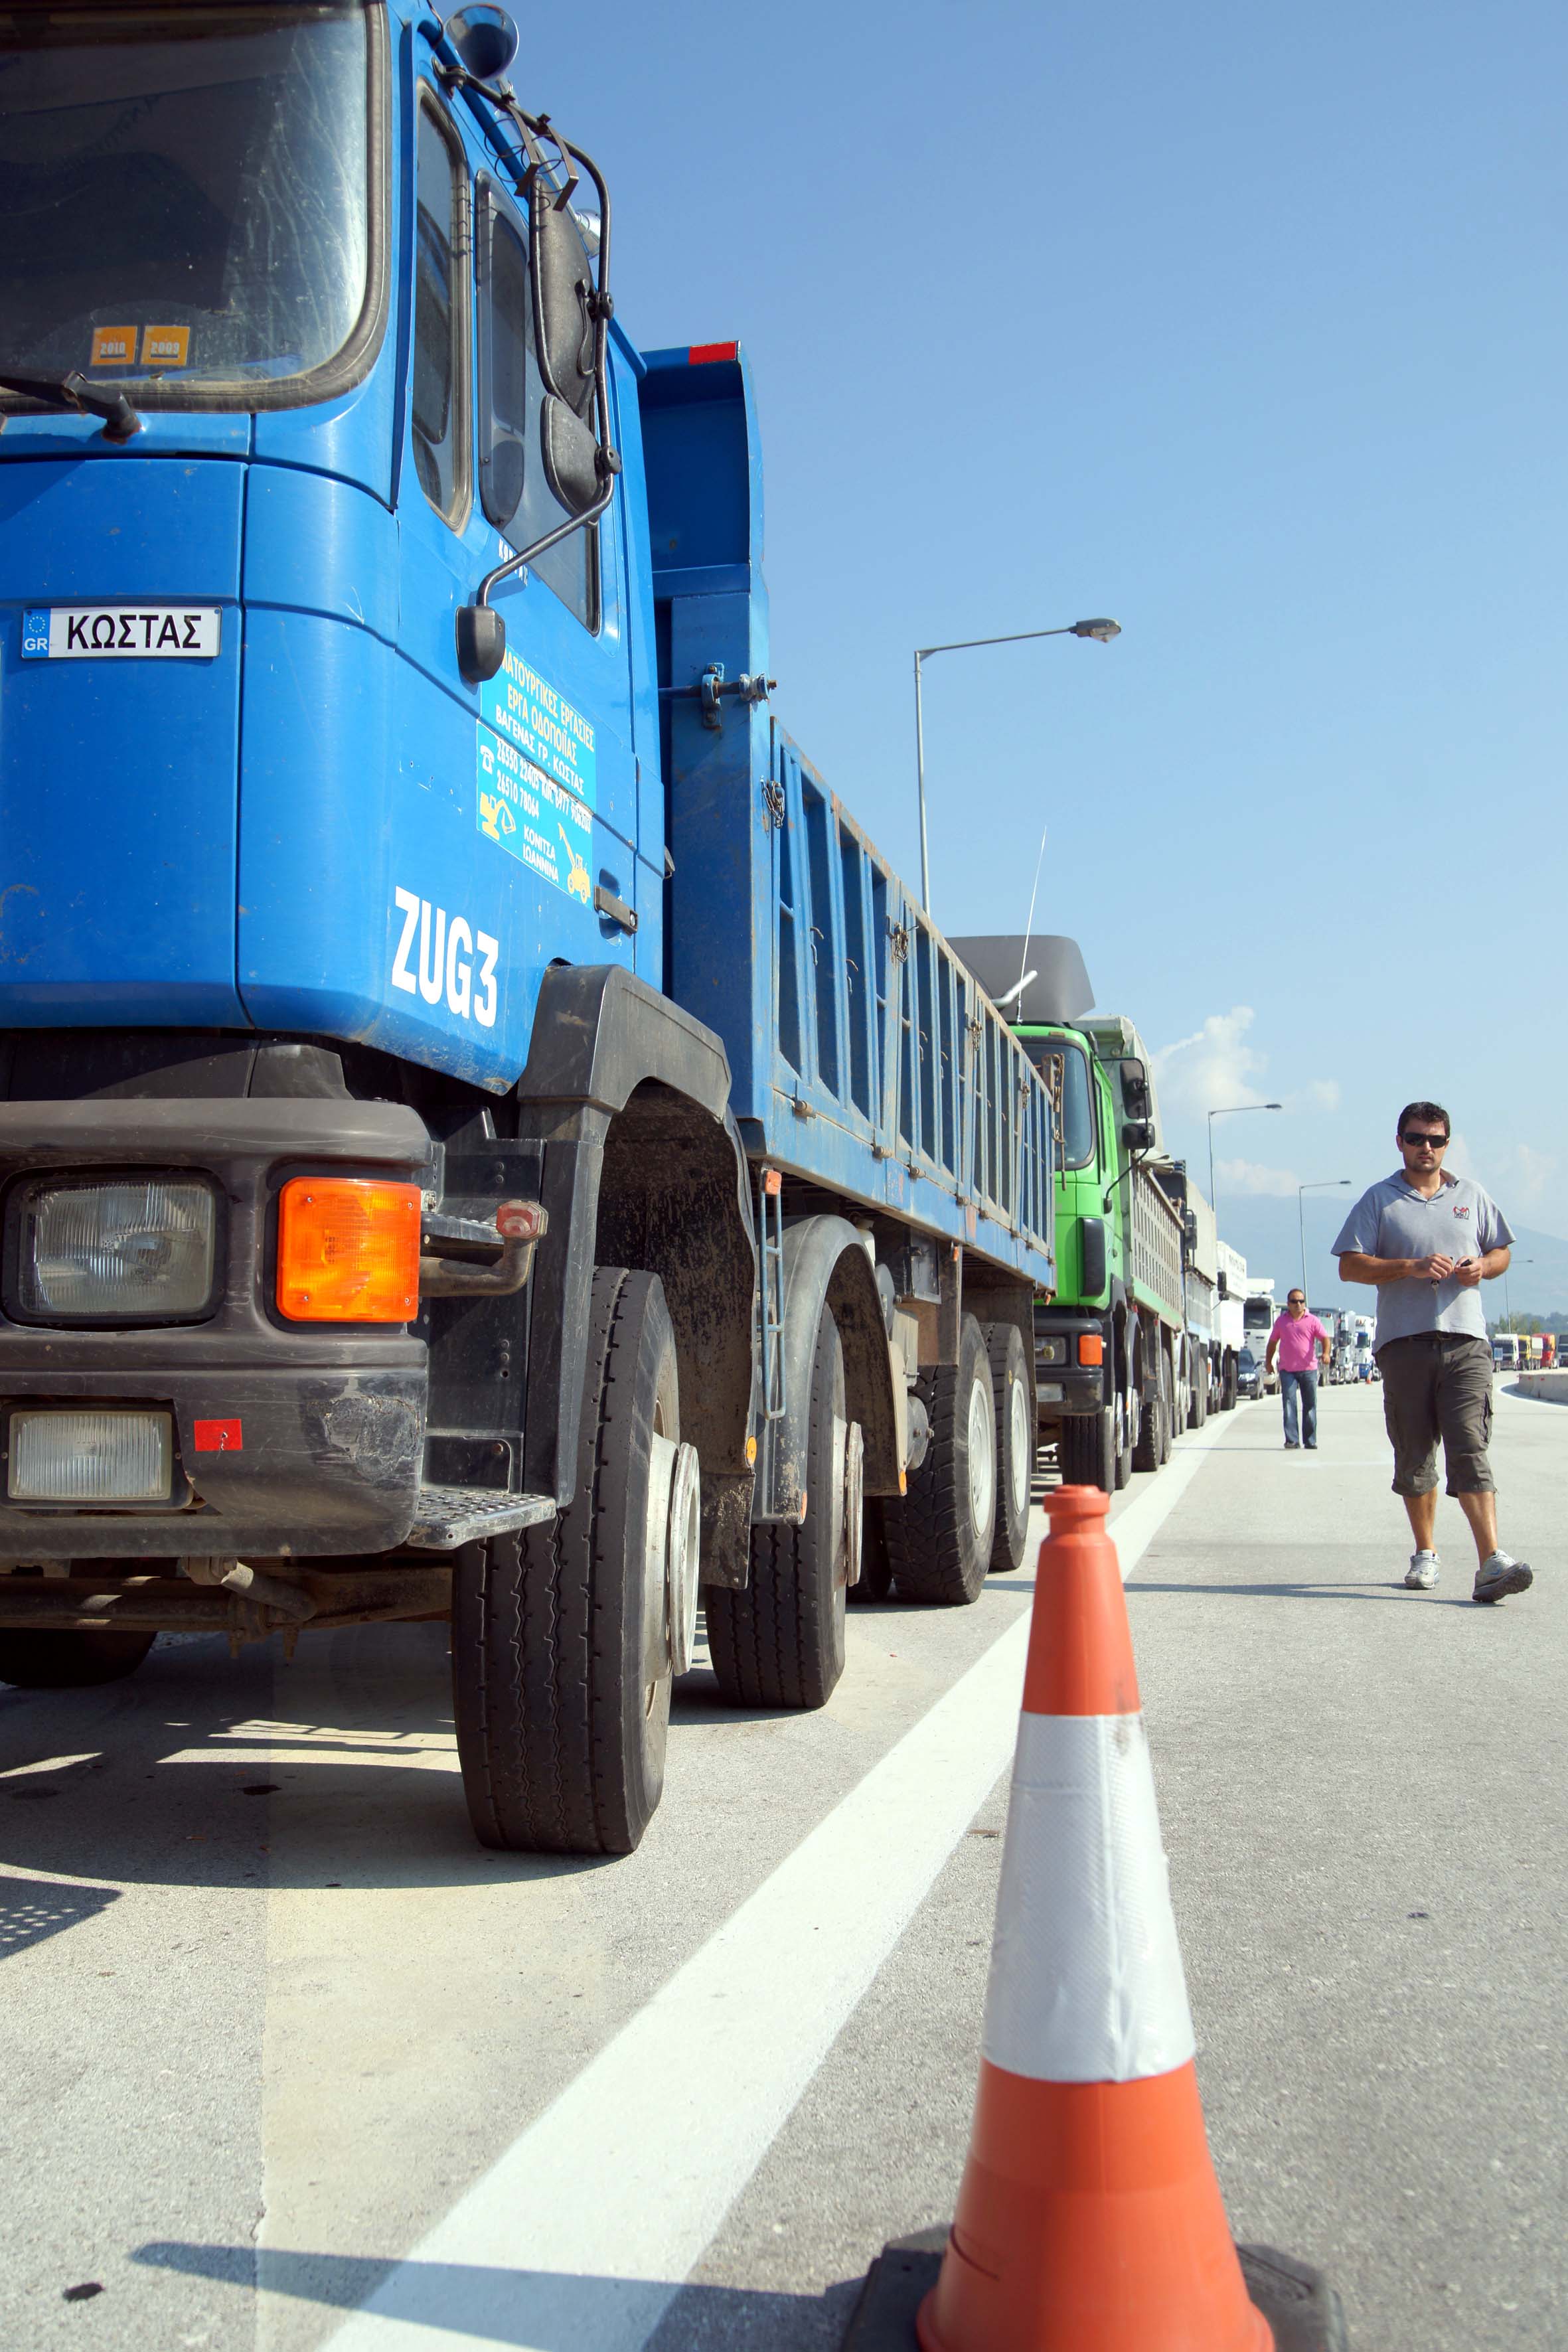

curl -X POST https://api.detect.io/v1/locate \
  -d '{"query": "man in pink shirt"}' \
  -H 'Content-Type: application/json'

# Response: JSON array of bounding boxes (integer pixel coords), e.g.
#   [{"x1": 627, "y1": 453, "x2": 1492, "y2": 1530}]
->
[{"x1": 1265, "y1": 1289, "x2": 1331, "y2": 1449}]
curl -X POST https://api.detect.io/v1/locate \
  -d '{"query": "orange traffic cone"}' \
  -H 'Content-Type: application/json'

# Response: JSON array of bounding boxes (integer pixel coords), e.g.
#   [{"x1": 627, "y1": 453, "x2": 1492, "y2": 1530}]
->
[{"x1": 847, "y1": 1483, "x2": 1340, "y2": 2352}]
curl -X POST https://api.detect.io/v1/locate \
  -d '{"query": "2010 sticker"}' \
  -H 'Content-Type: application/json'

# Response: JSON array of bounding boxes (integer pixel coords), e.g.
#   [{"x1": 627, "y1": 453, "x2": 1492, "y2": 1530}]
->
[{"x1": 390, "y1": 889, "x2": 498, "y2": 1028}]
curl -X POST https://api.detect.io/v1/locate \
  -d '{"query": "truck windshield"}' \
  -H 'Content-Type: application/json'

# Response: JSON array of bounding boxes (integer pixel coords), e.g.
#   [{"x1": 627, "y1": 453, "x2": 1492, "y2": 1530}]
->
[{"x1": 0, "y1": 2, "x2": 374, "y2": 407}]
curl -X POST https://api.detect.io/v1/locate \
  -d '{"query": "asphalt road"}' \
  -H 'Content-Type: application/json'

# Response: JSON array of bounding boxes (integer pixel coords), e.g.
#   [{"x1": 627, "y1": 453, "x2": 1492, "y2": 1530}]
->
[{"x1": 1, "y1": 1381, "x2": 1561, "y2": 2351}]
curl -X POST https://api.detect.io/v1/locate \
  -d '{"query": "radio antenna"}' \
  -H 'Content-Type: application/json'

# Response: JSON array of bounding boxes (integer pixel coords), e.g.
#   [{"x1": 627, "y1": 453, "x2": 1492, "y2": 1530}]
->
[{"x1": 1016, "y1": 824, "x2": 1049, "y2": 1008}]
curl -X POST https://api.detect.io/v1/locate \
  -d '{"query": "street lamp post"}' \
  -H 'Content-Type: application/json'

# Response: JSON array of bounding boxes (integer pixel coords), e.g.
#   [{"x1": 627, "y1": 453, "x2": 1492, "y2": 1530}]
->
[
  {"x1": 1297, "y1": 1179, "x2": 1351, "y2": 1300},
  {"x1": 913, "y1": 618, "x2": 1121, "y2": 911},
  {"x1": 1206, "y1": 1102, "x2": 1283, "y2": 1233}
]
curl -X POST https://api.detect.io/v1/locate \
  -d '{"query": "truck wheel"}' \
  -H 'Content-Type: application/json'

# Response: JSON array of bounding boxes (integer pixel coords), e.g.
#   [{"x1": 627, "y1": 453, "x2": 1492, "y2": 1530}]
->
[
  {"x1": 1132, "y1": 1351, "x2": 1164, "y2": 1473},
  {"x1": 984, "y1": 1321, "x2": 1032, "y2": 1571},
  {"x1": 1221, "y1": 1358, "x2": 1237, "y2": 1411},
  {"x1": 707, "y1": 1306, "x2": 850, "y2": 1708},
  {"x1": 1113, "y1": 1387, "x2": 1134, "y2": 1488},
  {"x1": 1157, "y1": 1351, "x2": 1174, "y2": 1464},
  {"x1": 1188, "y1": 1358, "x2": 1208, "y2": 1429},
  {"x1": 453, "y1": 1267, "x2": 684, "y2": 1856},
  {"x1": 883, "y1": 1312, "x2": 996, "y2": 1605},
  {"x1": 0, "y1": 1628, "x2": 156, "y2": 1689},
  {"x1": 1058, "y1": 1405, "x2": 1114, "y2": 1494}
]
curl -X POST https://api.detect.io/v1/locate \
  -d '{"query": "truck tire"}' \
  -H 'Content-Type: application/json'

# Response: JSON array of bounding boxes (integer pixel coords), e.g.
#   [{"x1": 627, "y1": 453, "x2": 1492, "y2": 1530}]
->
[
  {"x1": 0, "y1": 1628, "x2": 156, "y2": 1689},
  {"x1": 707, "y1": 1306, "x2": 850, "y2": 1708},
  {"x1": 453, "y1": 1267, "x2": 680, "y2": 1857},
  {"x1": 1188, "y1": 1356, "x2": 1208, "y2": 1429},
  {"x1": 984, "y1": 1320, "x2": 1032, "y2": 1571},
  {"x1": 1221, "y1": 1356, "x2": 1237, "y2": 1411},
  {"x1": 1059, "y1": 1404, "x2": 1115, "y2": 1493},
  {"x1": 882, "y1": 1312, "x2": 996, "y2": 1605},
  {"x1": 1113, "y1": 1386, "x2": 1134, "y2": 1488},
  {"x1": 1157, "y1": 1349, "x2": 1174, "y2": 1464},
  {"x1": 1132, "y1": 1345, "x2": 1165, "y2": 1473}
]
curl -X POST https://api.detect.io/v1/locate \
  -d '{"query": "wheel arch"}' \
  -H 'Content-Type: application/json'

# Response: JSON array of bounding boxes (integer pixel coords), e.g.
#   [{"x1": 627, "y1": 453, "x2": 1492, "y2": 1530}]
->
[
  {"x1": 515, "y1": 969, "x2": 758, "y2": 1558},
  {"x1": 763, "y1": 1216, "x2": 901, "y2": 1518}
]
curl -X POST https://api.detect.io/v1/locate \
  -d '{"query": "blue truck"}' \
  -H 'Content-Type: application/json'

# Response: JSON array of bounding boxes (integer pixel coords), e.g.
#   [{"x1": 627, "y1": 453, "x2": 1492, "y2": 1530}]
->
[{"x1": 0, "y1": 0, "x2": 1054, "y2": 1853}]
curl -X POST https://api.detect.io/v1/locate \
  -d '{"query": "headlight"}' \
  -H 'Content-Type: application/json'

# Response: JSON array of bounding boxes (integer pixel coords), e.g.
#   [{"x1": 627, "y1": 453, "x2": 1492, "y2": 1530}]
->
[
  {"x1": 15, "y1": 1176, "x2": 216, "y2": 1322},
  {"x1": 9, "y1": 1409, "x2": 173, "y2": 1502}
]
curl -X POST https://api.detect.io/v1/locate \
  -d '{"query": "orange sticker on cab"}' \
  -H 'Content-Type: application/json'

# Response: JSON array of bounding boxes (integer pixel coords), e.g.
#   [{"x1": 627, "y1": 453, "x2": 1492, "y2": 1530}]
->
[
  {"x1": 141, "y1": 325, "x2": 190, "y2": 368},
  {"x1": 90, "y1": 325, "x2": 137, "y2": 368}
]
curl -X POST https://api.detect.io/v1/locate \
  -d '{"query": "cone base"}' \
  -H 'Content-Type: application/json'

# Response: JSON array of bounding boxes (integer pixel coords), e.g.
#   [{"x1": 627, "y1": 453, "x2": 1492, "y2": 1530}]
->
[
  {"x1": 840, "y1": 2232, "x2": 1350, "y2": 2351},
  {"x1": 916, "y1": 2062, "x2": 1270, "y2": 2352}
]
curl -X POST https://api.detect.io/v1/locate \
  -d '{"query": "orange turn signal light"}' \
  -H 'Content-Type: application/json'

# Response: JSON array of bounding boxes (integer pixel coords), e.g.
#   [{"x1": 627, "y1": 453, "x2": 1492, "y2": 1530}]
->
[
  {"x1": 276, "y1": 1178, "x2": 421, "y2": 1323},
  {"x1": 1077, "y1": 1332, "x2": 1105, "y2": 1366}
]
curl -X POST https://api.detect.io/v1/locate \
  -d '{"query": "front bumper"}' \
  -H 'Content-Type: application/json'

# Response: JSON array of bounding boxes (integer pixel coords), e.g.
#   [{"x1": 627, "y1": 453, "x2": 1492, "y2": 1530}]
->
[
  {"x1": 1034, "y1": 1310, "x2": 1105, "y2": 1420},
  {"x1": 0, "y1": 1098, "x2": 433, "y2": 1558}
]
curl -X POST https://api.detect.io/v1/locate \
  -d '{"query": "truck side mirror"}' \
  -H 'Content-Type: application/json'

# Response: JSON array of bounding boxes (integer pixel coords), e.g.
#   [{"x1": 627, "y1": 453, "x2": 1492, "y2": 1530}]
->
[
  {"x1": 456, "y1": 604, "x2": 507, "y2": 684},
  {"x1": 531, "y1": 183, "x2": 597, "y2": 423},
  {"x1": 540, "y1": 395, "x2": 602, "y2": 517},
  {"x1": 1120, "y1": 1056, "x2": 1150, "y2": 1117},
  {"x1": 1122, "y1": 1117, "x2": 1153, "y2": 1152},
  {"x1": 1183, "y1": 1210, "x2": 1198, "y2": 1249}
]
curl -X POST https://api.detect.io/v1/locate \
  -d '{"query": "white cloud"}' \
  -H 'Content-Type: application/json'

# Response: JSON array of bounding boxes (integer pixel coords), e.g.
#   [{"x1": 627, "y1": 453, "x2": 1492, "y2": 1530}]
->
[
  {"x1": 1215, "y1": 1157, "x2": 1301, "y2": 1198},
  {"x1": 1150, "y1": 1006, "x2": 1269, "y2": 1121},
  {"x1": 1152, "y1": 1006, "x2": 1340, "y2": 1136}
]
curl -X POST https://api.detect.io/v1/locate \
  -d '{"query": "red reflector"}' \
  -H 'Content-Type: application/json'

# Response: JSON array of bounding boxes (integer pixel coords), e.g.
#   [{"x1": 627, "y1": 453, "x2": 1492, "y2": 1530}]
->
[
  {"x1": 687, "y1": 340, "x2": 738, "y2": 365},
  {"x1": 194, "y1": 1417, "x2": 243, "y2": 1453}
]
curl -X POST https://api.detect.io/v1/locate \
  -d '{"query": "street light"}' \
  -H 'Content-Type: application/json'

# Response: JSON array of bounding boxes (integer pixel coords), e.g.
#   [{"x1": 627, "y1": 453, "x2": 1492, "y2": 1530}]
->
[
  {"x1": 1206, "y1": 1102, "x2": 1283, "y2": 1231},
  {"x1": 1297, "y1": 1180, "x2": 1350, "y2": 1300},
  {"x1": 912, "y1": 618, "x2": 1121, "y2": 911}
]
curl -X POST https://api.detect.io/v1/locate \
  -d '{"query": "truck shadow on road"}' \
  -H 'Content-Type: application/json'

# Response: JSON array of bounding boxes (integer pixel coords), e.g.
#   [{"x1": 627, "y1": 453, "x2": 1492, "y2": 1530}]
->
[
  {"x1": 133, "y1": 2240, "x2": 864, "y2": 2349},
  {"x1": 0, "y1": 1615, "x2": 891, "y2": 1901}
]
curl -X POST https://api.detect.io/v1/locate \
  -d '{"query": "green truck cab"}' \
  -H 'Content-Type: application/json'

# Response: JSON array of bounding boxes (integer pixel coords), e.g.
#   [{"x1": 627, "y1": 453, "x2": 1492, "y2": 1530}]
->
[{"x1": 952, "y1": 938, "x2": 1192, "y2": 1492}]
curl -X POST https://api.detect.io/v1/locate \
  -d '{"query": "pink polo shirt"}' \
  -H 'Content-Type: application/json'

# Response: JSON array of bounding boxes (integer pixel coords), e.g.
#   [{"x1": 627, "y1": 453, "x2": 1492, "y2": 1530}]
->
[{"x1": 1269, "y1": 1311, "x2": 1327, "y2": 1372}]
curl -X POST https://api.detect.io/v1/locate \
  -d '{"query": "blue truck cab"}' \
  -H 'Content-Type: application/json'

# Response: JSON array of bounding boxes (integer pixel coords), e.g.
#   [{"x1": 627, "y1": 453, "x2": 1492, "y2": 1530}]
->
[{"x1": 0, "y1": 0, "x2": 1055, "y2": 1854}]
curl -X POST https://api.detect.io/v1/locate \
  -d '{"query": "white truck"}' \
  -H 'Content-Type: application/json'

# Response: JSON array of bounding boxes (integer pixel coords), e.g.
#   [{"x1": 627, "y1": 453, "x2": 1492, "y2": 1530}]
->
[{"x1": 1241, "y1": 1279, "x2": 1278, "y2": 1393}]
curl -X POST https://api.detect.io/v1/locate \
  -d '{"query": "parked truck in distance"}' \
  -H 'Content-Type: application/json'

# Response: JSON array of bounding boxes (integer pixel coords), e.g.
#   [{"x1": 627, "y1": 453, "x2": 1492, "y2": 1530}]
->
[
  {"x1": 1214, "y1": 1239, "x2": 1249, "y2": 1411},
  {"x1": 951, "y1": 939, "x2": 1198, "y2": 1493},
  {"x1": 1152, "y1": 1159, "x2": 1235, "y2": 1423},
  {"x1": 0, "y1": 0, "x2": 1058, "y2": 1857},
  {"x1": 1241, "y1": 1281, "x2": 1279, "y2": 1393}
]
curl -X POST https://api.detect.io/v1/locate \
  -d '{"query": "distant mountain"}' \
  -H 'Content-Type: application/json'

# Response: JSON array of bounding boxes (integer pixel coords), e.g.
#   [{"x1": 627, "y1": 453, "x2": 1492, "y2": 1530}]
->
[{"x1": 1208, "y1": 1195, "x2": 1568, "y2": 1320}]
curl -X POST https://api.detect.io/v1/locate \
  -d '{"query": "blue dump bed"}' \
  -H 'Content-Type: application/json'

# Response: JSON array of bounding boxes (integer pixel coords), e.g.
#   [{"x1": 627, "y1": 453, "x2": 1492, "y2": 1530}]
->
[{"x1": 643, "y1": 347, "x2": 1054, "y2": 1290}]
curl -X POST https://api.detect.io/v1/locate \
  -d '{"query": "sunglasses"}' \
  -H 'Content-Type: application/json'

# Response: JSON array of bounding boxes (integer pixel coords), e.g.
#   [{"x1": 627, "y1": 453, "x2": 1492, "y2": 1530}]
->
[{"x1": 1400, "y1": 1132, "x2": 1448, "y2": 1148}]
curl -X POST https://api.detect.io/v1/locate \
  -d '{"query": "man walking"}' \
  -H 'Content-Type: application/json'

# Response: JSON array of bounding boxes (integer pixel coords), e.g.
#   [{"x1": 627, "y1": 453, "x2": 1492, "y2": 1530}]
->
[
  {"x1": 1334, "y1": 1101, "x2": 1531, "y2": 1603},
  {"x1": 1265, "y1": 1290, "x2": 1330, "y2": 1449}
]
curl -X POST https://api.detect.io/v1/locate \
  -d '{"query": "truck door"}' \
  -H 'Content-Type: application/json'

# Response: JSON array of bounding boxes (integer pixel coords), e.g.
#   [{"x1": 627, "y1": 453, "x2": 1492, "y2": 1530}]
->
[{"x1": 373, "y1": 60, "x2": 641, "y2": 1089}]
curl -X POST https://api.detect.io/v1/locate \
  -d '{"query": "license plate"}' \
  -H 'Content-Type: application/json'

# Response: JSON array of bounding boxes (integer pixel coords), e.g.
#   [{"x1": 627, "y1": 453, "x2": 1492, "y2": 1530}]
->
[{"x1": 21, "y1": 605, "x2": 220, "y2": 660}]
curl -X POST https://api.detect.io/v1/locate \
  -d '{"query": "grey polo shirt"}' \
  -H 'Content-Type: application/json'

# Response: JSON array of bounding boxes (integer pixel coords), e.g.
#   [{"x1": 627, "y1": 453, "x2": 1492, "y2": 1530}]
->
[{"x1": 1332, "y1": 1170, "x2": 1514, "y2": 1350}]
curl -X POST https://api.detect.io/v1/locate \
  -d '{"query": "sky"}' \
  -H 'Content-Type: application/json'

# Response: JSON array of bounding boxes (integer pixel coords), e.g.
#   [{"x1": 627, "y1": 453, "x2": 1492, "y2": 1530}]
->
[{"x1": 524, "y1": 1, "x2": 1568, "y2": 1298}]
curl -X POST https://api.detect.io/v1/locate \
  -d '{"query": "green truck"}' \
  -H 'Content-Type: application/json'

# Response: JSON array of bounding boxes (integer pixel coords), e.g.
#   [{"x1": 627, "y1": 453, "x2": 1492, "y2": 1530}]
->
[{"x1": 951, "y1": 938, "x2": 1197, "y2": 1491}]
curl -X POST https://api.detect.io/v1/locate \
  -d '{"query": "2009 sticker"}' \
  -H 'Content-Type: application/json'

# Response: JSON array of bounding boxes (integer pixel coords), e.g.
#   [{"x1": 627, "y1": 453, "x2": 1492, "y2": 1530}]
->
[{"x1": 390, "y1": 888, "x2": 498, "y2": 1028}]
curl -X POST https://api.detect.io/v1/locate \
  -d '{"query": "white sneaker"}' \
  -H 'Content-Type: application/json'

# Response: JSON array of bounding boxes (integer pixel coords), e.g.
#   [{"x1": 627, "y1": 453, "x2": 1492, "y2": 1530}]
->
[
  {"x1": 1405, "y1": 1550, "x2": 1439, "y2": 1591},
  {"x1": 1473, "y1": 1551, "x2": 1532, "y2": 1604}
]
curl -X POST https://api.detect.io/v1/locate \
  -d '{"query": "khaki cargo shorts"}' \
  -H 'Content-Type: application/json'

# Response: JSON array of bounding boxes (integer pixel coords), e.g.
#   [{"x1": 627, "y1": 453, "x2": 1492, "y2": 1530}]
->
[{"x1": 1377, "y1": 1332, "x2": 1494, "y2": 1496}]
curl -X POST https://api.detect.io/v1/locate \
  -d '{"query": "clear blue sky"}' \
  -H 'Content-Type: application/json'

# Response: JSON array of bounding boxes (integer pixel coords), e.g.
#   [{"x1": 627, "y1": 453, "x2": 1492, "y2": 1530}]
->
[{"x1": 531, "y1": 0, "x2": 1567, "y2": 1261}]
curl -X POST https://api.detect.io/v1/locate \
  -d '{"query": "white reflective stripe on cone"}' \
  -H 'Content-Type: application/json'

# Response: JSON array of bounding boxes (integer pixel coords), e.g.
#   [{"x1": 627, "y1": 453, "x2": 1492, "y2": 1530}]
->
[{"x1": 981, "y1": 1712, "x2": 1196, "y2": 2084}]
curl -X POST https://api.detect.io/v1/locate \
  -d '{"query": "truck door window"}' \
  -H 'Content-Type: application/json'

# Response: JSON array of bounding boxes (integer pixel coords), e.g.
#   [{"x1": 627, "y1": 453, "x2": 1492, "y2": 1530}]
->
[
  {"x1": 1023, "y1": 1035, "x2": 1094, "y2": 1168},
  {"x1": 412, "y1": 98, "x2": 469, "y2": 526},
  {"x1": 477, "y1": 180, "x2": 598, "y2": 632}
]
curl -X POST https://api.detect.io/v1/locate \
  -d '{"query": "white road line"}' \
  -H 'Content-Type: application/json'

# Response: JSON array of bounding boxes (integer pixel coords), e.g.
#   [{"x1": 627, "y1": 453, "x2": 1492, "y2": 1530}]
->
[{"x1": 315, "y1": 1437, "x2": 1221, "y2": 2352}]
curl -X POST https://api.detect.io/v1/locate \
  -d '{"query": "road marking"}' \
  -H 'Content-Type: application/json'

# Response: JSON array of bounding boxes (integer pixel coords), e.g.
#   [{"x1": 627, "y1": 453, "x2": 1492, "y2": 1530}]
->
[{"x1": 313, "y1": 1433, "x2": 1223, "y2": 2352}]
